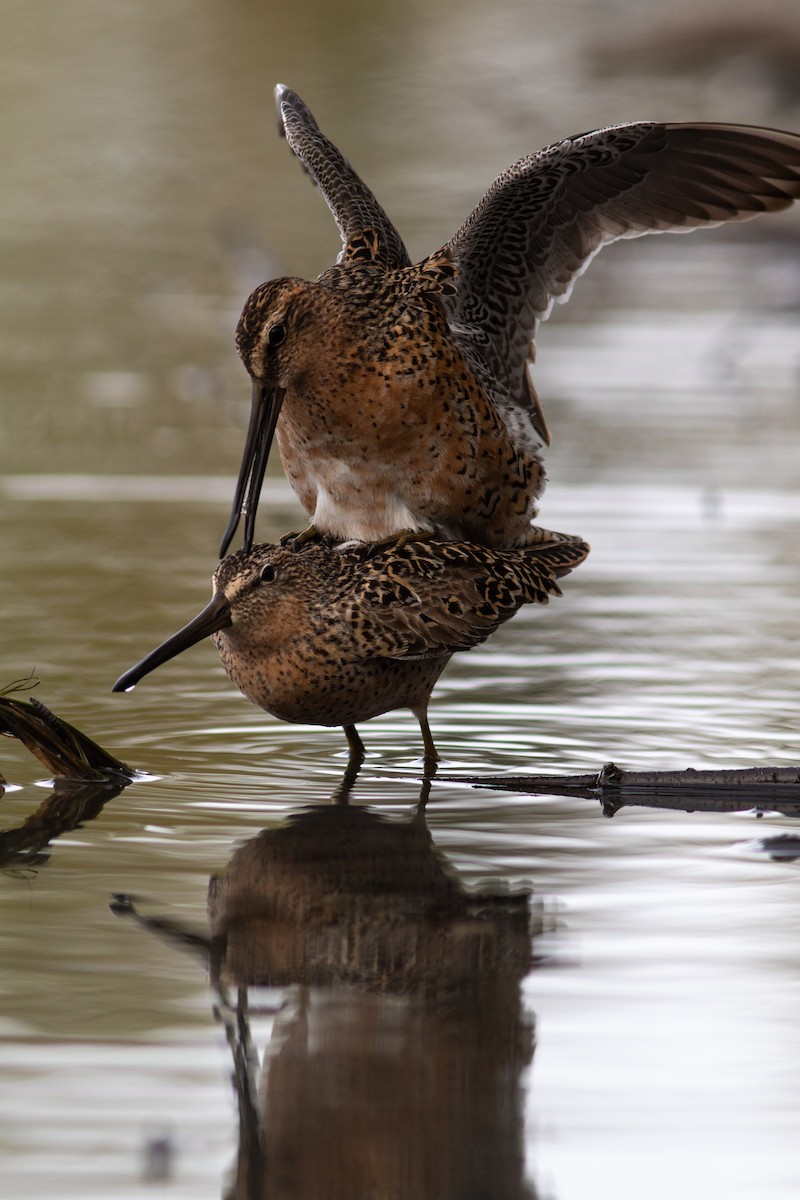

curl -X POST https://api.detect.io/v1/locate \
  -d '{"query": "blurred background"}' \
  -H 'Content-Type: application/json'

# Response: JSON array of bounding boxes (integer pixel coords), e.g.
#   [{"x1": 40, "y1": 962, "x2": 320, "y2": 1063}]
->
[
  {"x1": 1, "y1": 1, "x2": 799, "y2": 1198},
  {"x1": 3, "y1": 0, "x2": 799, "y2": 482}
]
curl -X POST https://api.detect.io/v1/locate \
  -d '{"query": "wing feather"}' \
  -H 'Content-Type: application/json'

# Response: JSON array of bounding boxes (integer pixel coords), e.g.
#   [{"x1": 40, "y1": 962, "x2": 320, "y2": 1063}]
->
[
  {"x1": 441, "y1": 122, "x2": 800, "y2": 427},
  {"x1": 342, "y1": 537, "x2": 590, "y2": 661},
  {"x1": 275, "y1": 84, "x2": 411, "y2": 269}
]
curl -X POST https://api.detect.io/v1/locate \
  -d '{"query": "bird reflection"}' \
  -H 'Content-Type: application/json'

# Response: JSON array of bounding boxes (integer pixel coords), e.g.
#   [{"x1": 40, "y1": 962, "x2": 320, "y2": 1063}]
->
[{"x1": 114, "y1": 775, "x2": 542, "y2": 1200}]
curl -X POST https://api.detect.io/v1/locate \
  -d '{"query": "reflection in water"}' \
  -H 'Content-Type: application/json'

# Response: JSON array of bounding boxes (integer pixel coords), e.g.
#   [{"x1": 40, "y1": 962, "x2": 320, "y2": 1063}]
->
[
  {"x1": 745, "y1": 833, "x2": 800, "y2": 860},
  {"x1": 118, "y1": 778, "x2": 539, "y2": 1200},
  {"x1": 0, "y1": 778, "x2": 127, "y2": 873}
]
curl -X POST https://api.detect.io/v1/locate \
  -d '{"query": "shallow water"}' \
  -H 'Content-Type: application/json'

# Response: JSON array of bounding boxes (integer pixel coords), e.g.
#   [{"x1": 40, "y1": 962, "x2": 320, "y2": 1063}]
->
[{"x1": 2, "y1": 1, "x2": 800, "y2": 1197}]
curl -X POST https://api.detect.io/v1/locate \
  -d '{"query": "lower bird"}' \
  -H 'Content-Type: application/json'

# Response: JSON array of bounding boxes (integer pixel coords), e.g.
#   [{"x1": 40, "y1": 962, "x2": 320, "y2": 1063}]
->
[
  {"x1": 220, "y1": 86, "x2": 800, "y2": 555},
  {"x1": 113, "y1": 532, "x2": 589, "y2": 768}
]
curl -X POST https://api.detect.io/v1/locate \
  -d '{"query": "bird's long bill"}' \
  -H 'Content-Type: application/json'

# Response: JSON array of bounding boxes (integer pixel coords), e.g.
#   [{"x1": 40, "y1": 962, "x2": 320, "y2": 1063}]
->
[
  {"x1": 111, "y1": 593, "x2": 232, "y2": 693},
  {"x1": 219, "y1": 377, "x2": 285, "y2": 558}
]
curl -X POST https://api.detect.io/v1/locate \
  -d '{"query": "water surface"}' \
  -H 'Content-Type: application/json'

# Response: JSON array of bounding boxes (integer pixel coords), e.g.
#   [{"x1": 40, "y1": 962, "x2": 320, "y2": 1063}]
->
[{"x1": 2, "y1": 1, "x2": 800, "y2": 1197}]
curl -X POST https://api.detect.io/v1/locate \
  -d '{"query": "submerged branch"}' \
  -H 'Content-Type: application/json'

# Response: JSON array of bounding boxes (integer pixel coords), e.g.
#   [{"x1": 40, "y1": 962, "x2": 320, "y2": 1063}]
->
[{"x1": 442, "y1": 761, "x2": 800, "y2": 817}]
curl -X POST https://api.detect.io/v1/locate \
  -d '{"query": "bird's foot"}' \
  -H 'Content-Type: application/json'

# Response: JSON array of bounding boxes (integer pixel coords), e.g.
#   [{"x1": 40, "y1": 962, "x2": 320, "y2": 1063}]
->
[
  {"x1": 280, "y1": 524, "x2": 323, "y2": 552},
  {"x1": 365, "y1": 528, "x2": 431, "y2": 558}
]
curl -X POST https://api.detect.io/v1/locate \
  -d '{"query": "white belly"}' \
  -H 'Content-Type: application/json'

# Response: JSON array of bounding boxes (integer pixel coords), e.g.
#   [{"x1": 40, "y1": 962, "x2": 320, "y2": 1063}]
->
[{"x1": 312, "y1": 462, "x2": 431, "y2": 541}]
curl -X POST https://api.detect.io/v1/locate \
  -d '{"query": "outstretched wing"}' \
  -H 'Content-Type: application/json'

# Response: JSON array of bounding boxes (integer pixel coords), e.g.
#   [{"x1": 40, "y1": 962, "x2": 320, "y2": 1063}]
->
[
  {"x1": 275, "y1": 84, "x2": 411, "y2": 269},
  {"x1": 441, "y1": 122, "x2": 800, "y2": 439},
  {"x1": 344, "y1": 536, "x2": 590, "y2": 660}
]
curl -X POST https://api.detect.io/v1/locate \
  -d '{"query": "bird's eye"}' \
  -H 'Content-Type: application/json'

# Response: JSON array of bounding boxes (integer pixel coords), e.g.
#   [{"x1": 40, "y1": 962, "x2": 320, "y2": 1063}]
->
[
  {"x1": 267, "y1": 323, "x2": 286, "y2": 348},
  {"x1": 260, "y1": 563, "x2": 277, "y2": 583}
]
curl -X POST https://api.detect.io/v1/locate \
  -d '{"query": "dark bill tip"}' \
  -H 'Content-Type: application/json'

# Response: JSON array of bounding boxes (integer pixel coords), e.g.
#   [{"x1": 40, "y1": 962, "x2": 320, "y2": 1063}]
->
[
  {"x1": 219, "y1": 378, "x2": 285, "y2": 559},
  {"x1": 112, "y1": 593, "x2": 232, "y2": 693}
]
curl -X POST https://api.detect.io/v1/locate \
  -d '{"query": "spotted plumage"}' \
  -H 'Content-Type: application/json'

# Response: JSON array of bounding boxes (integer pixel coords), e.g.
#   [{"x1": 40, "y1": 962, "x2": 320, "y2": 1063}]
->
[
  {"x1": 230, "y1": 253, "x2": 540, "y2": 552},
  {"x1": 113, "y1": 531, "x2": 589, "y2": 766},
  {"x1": 219, "y1": 86, "x2": 800, "y2": 556}
]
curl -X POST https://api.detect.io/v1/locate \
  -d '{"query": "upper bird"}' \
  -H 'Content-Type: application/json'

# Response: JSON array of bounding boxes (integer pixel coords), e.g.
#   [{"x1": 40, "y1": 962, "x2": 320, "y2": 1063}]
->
[
  {"x1": 112, "y1": 531, "x2": 589, "y2": 768},
  {"x1": 220, "y1": 85, "x2": 800, "y2": 556}
]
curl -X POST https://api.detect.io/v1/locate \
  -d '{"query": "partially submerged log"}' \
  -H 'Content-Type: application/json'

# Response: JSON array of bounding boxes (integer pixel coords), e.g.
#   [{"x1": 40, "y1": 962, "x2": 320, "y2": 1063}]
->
[
  {"x1": 0, "y1": 681, "x2": 135, "y2": 871},
  {"x1": 443, "y1": 762, "x2": 800, "y2": 817},
  {"x1": 0, "y1": 679, "x2": 134, "y2": 783}
]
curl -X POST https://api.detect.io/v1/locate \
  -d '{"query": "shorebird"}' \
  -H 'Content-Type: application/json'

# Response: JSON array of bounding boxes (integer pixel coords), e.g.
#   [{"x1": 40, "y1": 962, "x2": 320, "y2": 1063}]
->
[
  {"x1": 220, "y1": 85, "x2": 800, "y2": 555},
  {"x1": 113, "y1": 531, "x2": 589, "y2": 767}
]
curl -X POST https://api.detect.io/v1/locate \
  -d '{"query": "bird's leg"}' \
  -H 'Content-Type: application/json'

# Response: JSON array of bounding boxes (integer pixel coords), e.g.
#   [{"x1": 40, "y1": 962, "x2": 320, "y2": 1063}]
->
[
  {"x1": 332, "y1": 736, "x2": 364, "y2": 805},
  {"x1": 343, "y1": 723, "x2": 366, "y2": 772},
  {"x1": 415, "y1": 708, "x2": 440, "y2": 777}
]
